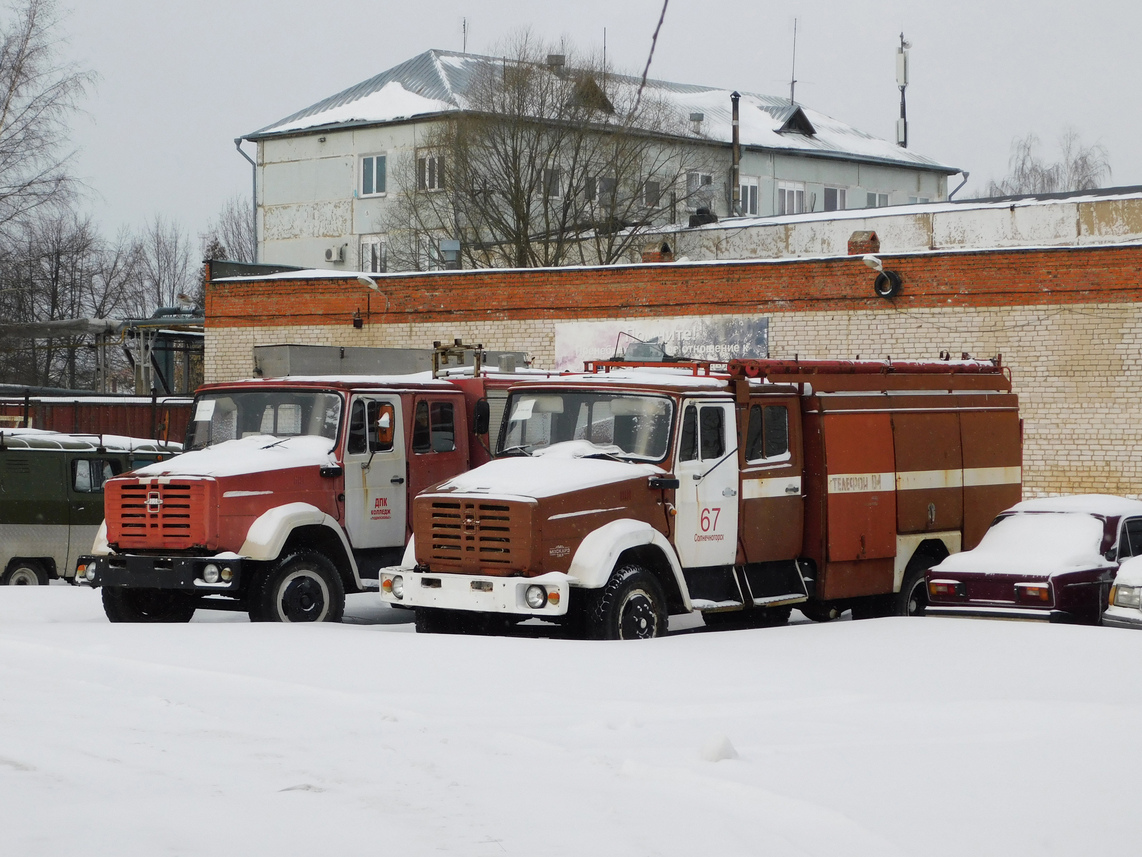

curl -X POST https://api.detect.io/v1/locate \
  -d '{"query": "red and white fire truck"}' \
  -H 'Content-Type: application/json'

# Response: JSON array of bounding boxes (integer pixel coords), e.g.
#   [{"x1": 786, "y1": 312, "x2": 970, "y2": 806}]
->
[
  {"x1": 78, "y1": 345, "x2": 517, "y2": 623},
  {"x1": 379, "y1": 356, "x2": 1022, "y2": 638}
]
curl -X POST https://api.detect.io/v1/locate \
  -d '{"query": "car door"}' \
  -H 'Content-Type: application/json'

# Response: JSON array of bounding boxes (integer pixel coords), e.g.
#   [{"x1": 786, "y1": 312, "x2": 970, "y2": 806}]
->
[
  {"x1": 673, "y1": 400, "x2": 739, "y2": 568},
  {"x1": 343, "y1": 396, "x2": 407, "y2": 549}
]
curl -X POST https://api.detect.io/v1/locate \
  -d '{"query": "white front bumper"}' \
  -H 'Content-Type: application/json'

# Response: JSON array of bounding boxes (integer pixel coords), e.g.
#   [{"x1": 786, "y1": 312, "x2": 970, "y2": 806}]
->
[{"x1": 379, "y1": 568, "x2": 571, "y2": 616}]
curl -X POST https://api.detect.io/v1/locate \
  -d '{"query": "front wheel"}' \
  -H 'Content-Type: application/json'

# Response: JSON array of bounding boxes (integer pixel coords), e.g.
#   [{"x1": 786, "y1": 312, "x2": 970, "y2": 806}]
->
[
  {"x1": 251, "y1": 552, "x2": 345, "y2": 623},
  {"x1": 102, "y1": 587, "x2": 197, "y2": 622},
  {"x1": 590, "y1": 564, "x2": 667, "y2": 640},
  {"x1": 3, "y1": 561, "x2": 49, "y2": 585}
]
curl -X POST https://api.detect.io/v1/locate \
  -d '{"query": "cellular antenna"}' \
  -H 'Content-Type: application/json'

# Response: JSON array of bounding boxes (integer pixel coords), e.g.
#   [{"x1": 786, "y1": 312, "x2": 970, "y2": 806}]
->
[
  {"x1": 789, "y1": 18, "x2": 798, "y2": 104},
  {"x1": 462, "y1": 17, "x2": 468, "y2": 54}
]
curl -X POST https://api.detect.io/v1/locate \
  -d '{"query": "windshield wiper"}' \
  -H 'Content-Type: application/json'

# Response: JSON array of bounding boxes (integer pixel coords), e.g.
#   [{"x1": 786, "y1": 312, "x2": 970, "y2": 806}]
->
[{"x1": 500, "y1": 444, "x2": 534, "y2": 457}]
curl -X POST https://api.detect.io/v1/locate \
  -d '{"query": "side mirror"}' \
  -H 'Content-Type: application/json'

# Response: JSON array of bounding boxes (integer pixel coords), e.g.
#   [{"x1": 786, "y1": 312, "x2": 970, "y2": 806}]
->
[
  {"x1": 1105, "y1": 547, "x2": 1119, "y2": 563},
  {"x1": 474, "y1": 399, "x2": 490, "y2": 435},
  {"x1": 649, "y1": 475, "x2": 680, "y2": 491},
  {"x1": 319, "y1": 465, "x2": 344, "y2": 479}
]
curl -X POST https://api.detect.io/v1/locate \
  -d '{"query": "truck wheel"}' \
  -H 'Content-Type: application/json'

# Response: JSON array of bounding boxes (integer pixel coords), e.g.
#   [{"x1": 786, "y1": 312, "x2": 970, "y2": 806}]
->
[
  {"x1": 253, "y1": 552, "x2": 345, "y2": 623},
  {"x1": 894, "y1": 559, "x2": 935, "y2": 616},
  {"x1": 102, "y1": 587, "x2": 196, "y2": 622},
  {"x1": 590, "y1": 564, "x2": 666, "y2": 640},
  {"x1": 799, "y1": 601, "x2": 843, "y2": 622},
  {"x1": 3, "y1": 561, "x2": 48, "y2": 585}
]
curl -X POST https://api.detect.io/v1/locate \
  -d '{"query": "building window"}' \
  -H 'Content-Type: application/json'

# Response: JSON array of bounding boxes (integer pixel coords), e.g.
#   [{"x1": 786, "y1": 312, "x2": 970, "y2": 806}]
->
[
  {"x1": 359, "y1": 235, "x2": 386, "y2": 274},
  {"x1": 418, "y1": 233, "x2": 443, "y2": 271},
  {"x1": 644, "y1": 179, "x2": 662, "y2": 208},
  {"x1": 360, "y1": 154, "x2": 386, "y2": 197},
  {"x1": 824, "y1": 187, "x2": 847, "y2": 212},
  {"x1": 541, "y1": 167, "x2": 561, "y2": 198},
  {"x1": 586, "y1": 175, "x2": 617, "y2": 203},
  {"x1": 740, "y1": 175, "x2": 759, "y2": 215},
  {"x1": 417, "y1": 153, "x2": 444, "y2": 191},
  {"x1": 866, "y1": 192, "x2": 890, "y2": 208},
  {"x1": 777, "y1": 181, "x2": 805, "y2": 215},
  {"x1": 908, "y1": 196, "x2": 930, "y2": 204},
  {"x1": 686, "y1": 171, "x2": 714, "y2": 210}
]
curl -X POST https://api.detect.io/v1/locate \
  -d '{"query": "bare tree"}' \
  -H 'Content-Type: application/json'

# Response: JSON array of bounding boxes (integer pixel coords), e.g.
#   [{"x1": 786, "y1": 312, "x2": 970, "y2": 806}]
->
[
  {"x1": 985, "y1": 129, "x2": 1111, "y2": 196},
  {"x1": 200, "y1": 194, "x2": 256, "y2": 264},
  {"x1": 131, "y1": 215, "x2": 193, "y2": 316},
  {"x1": 382, "y1": 33, "x2": 719, "y2": 270},
  {"x1": 0, "y1": 0, "x2": 92, "y2": 230}
]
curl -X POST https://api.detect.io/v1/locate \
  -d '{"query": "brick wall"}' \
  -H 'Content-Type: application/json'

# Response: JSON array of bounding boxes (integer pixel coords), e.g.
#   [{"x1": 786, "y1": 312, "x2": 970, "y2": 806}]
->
[{"x1": 206, "y1": 244, "x2": 1142, "y2": 497}]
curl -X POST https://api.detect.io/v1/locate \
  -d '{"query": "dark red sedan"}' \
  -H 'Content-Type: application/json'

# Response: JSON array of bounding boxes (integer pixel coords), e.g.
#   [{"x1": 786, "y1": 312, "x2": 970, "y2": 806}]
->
[{"x1": 925, "y1": 495, "x2": 1142, "y2": 625}]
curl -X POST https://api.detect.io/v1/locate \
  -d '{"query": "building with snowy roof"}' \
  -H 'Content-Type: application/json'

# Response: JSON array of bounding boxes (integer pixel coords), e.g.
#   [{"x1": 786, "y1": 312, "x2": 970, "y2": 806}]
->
[{"x1": 240, "y1": 49, "x2": 960, "y2": 273}]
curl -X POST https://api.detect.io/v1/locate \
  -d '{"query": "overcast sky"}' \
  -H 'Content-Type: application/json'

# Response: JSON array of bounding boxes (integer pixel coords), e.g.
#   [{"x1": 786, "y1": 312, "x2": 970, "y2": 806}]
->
[{"x1": 61, "y1": 0, "x2": 1139, "y2": 245}]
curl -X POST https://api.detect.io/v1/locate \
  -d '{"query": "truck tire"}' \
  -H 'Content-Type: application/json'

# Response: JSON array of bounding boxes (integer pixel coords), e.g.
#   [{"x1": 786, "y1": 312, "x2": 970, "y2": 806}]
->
[
  {"x1": 3, "y1": 561, "x2": 49, "y2": 585},
  {"x1": 590, "y1": 563, "x2": 667, "y2": 640},
  {"x1": 252, "y1": 551, "x2": 345, "y2": 623},
  {"x1": 102, "y1": 587, "x2": 197, "y2": 622},
  {"x1": 895, "y1": 564, "x2": 931, "y2": 617}
]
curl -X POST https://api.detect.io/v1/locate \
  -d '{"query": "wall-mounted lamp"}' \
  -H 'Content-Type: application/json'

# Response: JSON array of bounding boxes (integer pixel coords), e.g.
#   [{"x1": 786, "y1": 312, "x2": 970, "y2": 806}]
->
[
  {"x1": 356, "y1": 274, "x2": 389, "y2": 319},
  {"x1": 352, "y1": 308, "x2": 363, "y2": 329},
  {"x1": 863, "y1": 254, "x2": 902, "y2": 298}
]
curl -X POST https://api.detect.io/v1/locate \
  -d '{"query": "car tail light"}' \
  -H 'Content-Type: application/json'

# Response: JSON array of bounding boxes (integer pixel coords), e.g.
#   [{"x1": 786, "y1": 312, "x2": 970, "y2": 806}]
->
[
  {"x1": 1014, "y1": 583, "x2": 1052, "y2": 604},
  {"x1": 928, "y1": 579, "x2": 965, "y2": 600}
]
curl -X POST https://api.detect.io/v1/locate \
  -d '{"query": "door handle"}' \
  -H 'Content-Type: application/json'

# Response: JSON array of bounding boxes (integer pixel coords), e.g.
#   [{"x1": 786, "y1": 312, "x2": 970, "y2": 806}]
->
[
  {"x1": 785, "y1": 484, "x2": 800, "y2": 494},
  {"x1": 391, "y1": 476, "x2": 405, "y2": 485},
  {"x1": 722, "y1": 487, "x2": 736, "y2": 497}
]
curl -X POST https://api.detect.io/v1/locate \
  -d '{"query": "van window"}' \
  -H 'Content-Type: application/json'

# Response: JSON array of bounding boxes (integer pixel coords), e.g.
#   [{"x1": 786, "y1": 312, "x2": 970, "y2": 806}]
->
[{"x1": 73, "y1": 458, "x2": 119, "y2": 493}]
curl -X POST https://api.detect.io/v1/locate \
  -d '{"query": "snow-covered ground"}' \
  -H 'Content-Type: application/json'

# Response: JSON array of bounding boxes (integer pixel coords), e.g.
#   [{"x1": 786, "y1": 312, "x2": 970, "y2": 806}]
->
[{"x1": 2, "y1": 588, "x2": 1138, "y2": 856}]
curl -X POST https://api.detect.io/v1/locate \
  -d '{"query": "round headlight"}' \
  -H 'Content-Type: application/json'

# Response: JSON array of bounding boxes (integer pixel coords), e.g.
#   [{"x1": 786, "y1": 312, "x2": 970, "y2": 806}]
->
[
  {"x1": 525, "y1": 584, "x2": 547, "y2": 609},
  {"x1": 202, "y1": 563, "x2": 220, "y2": 584},
  {"x1": 390, "y1": 575, "x2": 404, "y2": 600},
  {"x1": 85, "y1": 566, "x2": 96, "y2": 582}
]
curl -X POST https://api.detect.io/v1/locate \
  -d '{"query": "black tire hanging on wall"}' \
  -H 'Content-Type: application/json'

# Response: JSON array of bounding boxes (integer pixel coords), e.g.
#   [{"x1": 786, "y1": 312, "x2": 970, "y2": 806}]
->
[
  {"x1": 251, "y1": 551, "x2": 345, "y2": 623},
  {"x1": 873, "y1": 270, "x2": 902, "y2": 298},
  {"x1": 590, "y1": 563, "x2": 667, "y2": 640},
  {"x1": 102, "y1": 587, "x2": 197, "y2": 622}
]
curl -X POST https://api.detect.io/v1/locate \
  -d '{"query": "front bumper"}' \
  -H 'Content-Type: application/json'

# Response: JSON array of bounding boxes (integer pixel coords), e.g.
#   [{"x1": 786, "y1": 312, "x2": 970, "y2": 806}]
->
[
  {"x1": 379, "y1": 567, "x2": 571, "y2": 617},
  {"x1": 1102, "y1": 605, "x2": 1142, "y2": 629},
  {"x1": 76, "y1": 554, "x2": 247, "y2": 592}
]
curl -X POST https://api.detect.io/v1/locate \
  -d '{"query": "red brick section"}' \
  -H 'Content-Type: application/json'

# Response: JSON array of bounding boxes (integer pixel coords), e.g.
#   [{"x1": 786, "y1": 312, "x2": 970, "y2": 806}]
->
[
  {"x1": 847, "y1": 231, "x2": 880, "y2": 255},
  {"x1": 205, "y1": 244, "x2": 1142, "y2": 329}
]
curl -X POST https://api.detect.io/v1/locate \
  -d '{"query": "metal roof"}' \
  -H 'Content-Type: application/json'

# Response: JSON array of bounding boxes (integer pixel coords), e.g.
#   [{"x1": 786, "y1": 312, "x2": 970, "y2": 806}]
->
[{"x1": 245, "y1": 49, "x2": 958, "y2": 174}]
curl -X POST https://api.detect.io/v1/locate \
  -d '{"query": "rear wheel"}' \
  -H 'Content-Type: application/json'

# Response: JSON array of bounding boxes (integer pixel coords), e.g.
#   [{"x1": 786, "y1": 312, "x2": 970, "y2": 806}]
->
[
  {"x1": 3, "y1": 561, "x2": 49, "y2": 586},
  {"x1": 102, "y1": 587, "x2": 197, "y2": 622},
  {"x1": 895, "y1": 562, "x2": 932, "y2": 617},
  {"x1": 590, "y1": 564, "x2": 667, "y2": 640},
  {"x1": 251, "y1": 552, "x2": 345, "y2": 623}
]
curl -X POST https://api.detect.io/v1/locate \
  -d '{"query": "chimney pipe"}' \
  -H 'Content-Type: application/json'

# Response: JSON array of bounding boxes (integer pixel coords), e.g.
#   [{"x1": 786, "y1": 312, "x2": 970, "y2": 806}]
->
[{"x1": 730, "y1": 91, "x2": 741, "y2": 216}]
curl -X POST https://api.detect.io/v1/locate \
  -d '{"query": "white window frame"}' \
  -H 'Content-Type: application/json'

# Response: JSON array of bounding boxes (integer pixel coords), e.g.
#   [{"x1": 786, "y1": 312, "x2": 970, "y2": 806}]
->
[
  {"x1": 866, "y1": 191, "x2": 889, "y2": 208},
  {"x1": 823, "y1": 186, "x2": 847, "y2": 212},
  {"x1": 644, "y1": 179, "x2": 662, "y2": 208},
  {"x1": 359, "y1": 153, "x2": 387, "y2": 198},
  {"x1": 777, "y1": 180, "x2": 805, "y2": 215},
  {"x1": 586, "y1": 175, "x2": 617, "y2": 203},
  {"x1": 541, "y1": 167, "x2": 562, "y2": 199},
  {"x1": 359, "y1": 235, "x2": 387, "y2": 274},
  {"x1": 739, "y1": 175, "x2": 759, "y2": 216},
  {"x1": 418, "y1": 233, "x2": 444, "y2": 271},
  {"x1": 417, "y1": 152, "x2": 445, "y2": 192},
  {"x1": 686, "y1": 171, "x2": 714, "y2": 210}
]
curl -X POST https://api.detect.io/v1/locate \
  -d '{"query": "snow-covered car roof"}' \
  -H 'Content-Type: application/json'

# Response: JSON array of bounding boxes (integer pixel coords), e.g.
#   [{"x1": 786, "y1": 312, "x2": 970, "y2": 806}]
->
[{"x1": 1005, "y1": 494, "x2": 1142, "y2": 517}]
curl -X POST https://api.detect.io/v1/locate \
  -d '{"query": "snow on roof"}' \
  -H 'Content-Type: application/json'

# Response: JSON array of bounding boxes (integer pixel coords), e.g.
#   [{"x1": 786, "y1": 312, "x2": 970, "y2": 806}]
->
[
  {"x1": 246, "y1": 49, "x2": 956, "y2": 174},
  {"x1": 0, "y1": 428, "x2": 180, "y2": 453},
  {"x1": 1007, "y1": 494, "x2": 1142, "y2": 518}
]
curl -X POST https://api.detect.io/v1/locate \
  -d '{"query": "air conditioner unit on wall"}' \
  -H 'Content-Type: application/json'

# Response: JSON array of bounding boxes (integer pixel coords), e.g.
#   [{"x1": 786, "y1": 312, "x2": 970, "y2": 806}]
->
[{"x1": 325, "y1": 245, "x2": 344, "y2": 263}]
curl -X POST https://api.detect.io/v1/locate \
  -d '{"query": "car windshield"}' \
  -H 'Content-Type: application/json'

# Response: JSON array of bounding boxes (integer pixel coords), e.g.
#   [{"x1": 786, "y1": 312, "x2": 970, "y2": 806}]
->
[
  {"x1": 185, "y1": 390, "x2": 343, "y2": 450},
  {"x1": 497, "y1": 390, "x2": 673, "y2": 461}
]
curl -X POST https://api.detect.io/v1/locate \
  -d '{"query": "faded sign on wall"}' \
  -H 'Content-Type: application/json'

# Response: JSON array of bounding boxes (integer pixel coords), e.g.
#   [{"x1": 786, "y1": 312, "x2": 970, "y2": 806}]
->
[{"x1": 554, "y1": 316, "x2": 769, "y2": 371}]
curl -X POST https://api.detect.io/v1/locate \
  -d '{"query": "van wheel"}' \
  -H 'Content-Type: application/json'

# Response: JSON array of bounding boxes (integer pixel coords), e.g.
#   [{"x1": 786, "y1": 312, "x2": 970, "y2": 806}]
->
[
  {"x1": 102, "y1": 587, "x2": 196, "y2": 622},
  {"x1": 252, "y1": 552, "x2": 345, "y2": 623},
  {"x1": 591, "y1": 564, "x2": 666, "y2": 640},
  {"x1": 3, "y1": 561, "x2": 48, "y2": 585}
]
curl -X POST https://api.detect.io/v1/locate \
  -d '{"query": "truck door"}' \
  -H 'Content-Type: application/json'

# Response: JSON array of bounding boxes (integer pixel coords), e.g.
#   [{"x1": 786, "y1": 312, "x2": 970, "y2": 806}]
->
[
  {"x1": 343, "y1": 397, "x2": 407, "y2": 549},
  {"x1": 673, "y1": 400, "x2": 739, "y2": 568},
  {"x1": 739, "y1": 397, "x2": 803, "y2": 562}
]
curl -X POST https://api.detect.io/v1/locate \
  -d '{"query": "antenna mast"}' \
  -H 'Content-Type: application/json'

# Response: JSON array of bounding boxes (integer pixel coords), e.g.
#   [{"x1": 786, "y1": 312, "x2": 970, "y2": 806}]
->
[
  {"x1": 896, "y1": 32, "x2": 911, "y2": 147},
  {"x1": 789, "y1": 18, "x2": 798, "y2": 104},
  {"x1": 462, "y1": 17, "x2": 468, "y2": 54}
]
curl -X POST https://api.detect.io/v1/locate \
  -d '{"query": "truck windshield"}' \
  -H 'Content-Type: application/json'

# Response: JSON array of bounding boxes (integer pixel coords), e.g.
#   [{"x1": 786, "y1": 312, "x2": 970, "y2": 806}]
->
[
  {"x1": 185, "y1": 390, "x2": 343, "y2": 450},
  {"x1": 498, "y1": 390, "x2": 673, "y2": 461}
]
